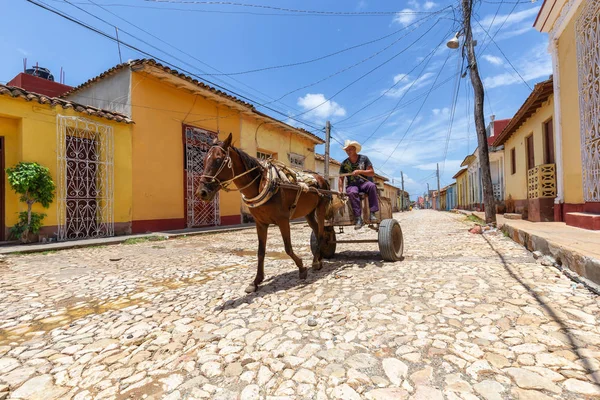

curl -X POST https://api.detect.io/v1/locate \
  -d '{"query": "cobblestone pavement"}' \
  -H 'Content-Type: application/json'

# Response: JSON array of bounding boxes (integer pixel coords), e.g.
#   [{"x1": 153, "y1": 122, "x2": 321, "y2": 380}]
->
[{"x1": 1, "y1": 210, "x2": 600, "y2": 400}]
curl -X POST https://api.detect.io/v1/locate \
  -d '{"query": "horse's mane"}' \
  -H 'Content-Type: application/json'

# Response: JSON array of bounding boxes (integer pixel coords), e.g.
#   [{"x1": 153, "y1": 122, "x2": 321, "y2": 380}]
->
[{"x1": 232, "y1": 145, "x2": 263, "y2": 172}]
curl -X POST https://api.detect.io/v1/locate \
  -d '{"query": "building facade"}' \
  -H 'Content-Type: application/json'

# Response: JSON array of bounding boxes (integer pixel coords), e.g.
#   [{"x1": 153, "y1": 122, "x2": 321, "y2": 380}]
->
[
  {"x1": 0, "y1": 83, "x2": 133, "y2": 242},
  {"x1": 492, "y1": 78, "x2": 555, "y2": 222},
  {"x1": 64, "y1": 59, "x2": 323, "y2": 233},
  {"x1": 535, "y1": 0, "x2": 600, "y2": 229}
]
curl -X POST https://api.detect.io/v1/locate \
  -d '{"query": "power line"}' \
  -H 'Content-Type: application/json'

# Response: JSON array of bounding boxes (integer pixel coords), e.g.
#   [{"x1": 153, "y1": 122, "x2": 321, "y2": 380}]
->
[
  {"x1": 478, "y1": 0, "x2": 520, "y2": 55},
  {"x1": 204, "y1": 9, "x2": 449, "y2": 76},
  {"x1": 26, "y1": 0, "x2": 323, "y2": 132},
  {"x1": 80, "y1": 0, "x2": 306, "y2": 114},
  {"x1": 475, "y1": 18, "x2": 532, "y2": 90},
  {"x1": 380, "y1": 51, "x2": 453, "y2": 168},
  {"x1": 265, "y1": 13, "x2": 446, "y2": 106},
  {"x1": 290, "y1": 17, "x2": 446, "y2": 119},
  {"x1": 359, "y1": 26, "x2": 455, "y2": 146},
  {"x1": 441, "y1": 52, "x2": 465, "y2": 174},
  {"x1": 333, "y1": 25, "x2": 454, "y2": 126},
  {"x1": 142, "y1": 0, "x2": 446, "y2": 16},
  {"x1": 62, "y1": 0, "x2": 305, "y2": 116}
]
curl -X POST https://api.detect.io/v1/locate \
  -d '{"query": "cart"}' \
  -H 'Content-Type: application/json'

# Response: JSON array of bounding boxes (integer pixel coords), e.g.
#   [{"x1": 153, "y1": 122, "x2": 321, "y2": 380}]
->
[{"x1": 310, "y1": 189, "x2": 404, "y2": 262}]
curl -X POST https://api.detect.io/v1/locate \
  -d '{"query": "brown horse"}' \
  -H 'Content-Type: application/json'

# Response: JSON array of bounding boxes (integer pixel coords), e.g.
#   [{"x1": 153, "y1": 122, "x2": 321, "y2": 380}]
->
[{"x1": 197, "y1": 133, "x2": 331, "y2": 293}]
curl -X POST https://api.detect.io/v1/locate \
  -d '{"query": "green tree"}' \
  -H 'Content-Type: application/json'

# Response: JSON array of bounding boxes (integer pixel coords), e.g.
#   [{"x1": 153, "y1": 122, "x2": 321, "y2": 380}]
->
[{"x1": 6, "y1": 162, "x2": 56, "y2": 243}]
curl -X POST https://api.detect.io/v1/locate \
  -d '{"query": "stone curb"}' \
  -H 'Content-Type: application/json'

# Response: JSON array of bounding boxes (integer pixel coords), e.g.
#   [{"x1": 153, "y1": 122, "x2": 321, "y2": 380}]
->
[
  {"x1": 455, "y1": 209, "x2": 600, "y2": 295},
  {"x1": 0, "y1": 220, "x2": 307, "y2": 256},
  {"x1": 501, "y1": 224, "x2": 600, "y2": 295}
]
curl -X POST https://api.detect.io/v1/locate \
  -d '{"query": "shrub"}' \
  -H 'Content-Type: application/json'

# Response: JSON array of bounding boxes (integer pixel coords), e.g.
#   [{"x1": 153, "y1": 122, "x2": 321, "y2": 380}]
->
[{"x1": 6, "y1": 162, "x2": 56, "y2": 243}]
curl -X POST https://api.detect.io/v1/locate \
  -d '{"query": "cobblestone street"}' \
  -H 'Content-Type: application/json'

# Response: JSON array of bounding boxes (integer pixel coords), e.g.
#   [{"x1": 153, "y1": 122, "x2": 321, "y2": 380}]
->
[{"x1": 1, "y1": 210, "x2": 599, "y2": 399}]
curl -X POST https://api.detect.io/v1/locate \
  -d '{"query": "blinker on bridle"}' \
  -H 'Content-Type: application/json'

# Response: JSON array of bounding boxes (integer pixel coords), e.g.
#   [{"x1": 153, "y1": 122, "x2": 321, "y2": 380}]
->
[{"x1": 200, "y1": 145, "x2": 262, "y2": 192}]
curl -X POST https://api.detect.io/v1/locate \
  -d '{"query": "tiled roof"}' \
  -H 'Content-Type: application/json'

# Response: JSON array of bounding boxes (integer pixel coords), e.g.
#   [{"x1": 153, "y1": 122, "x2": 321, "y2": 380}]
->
[
  {"x1": 488, "y1": 118, "x2": 511, "y2": 146},
  {"x1": 0, "y1": 83, "x2": 133, "y2": 124},
  {"x1": 452, "y1": 168, "x2": 468, "y2": 179},
  {"x1": 315, "y1": 153, "x2": 342, "y2": 165},
  {"x1": 493, "y1": 77, "x2": 553, "y2": 147},
  {"x1": 61, "y1": 59, "x2": 322, "y2": 143}
]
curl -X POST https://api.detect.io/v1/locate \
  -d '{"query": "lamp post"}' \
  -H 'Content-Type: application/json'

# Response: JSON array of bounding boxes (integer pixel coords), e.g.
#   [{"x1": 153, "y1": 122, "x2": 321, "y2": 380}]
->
[{"x1": 447, "y1": 0, "x2": 496, "y2": 224}]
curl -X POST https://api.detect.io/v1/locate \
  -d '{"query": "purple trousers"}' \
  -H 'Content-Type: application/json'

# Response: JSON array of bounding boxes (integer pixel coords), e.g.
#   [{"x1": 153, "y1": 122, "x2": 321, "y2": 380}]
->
[{"x1": 346, "y1": 181, "x2": 379, "y2": 217}]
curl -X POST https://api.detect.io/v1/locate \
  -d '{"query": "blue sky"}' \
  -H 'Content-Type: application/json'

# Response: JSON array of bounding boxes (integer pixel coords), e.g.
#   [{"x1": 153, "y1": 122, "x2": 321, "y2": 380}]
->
[{"x1": 1, "y1": 0, "x2": 550, "y2": 199}]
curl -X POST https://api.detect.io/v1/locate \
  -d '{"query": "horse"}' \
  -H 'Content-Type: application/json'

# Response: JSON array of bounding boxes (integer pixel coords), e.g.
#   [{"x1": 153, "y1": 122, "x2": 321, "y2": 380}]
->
[{"x1": 196, "y1": 133, "x2": 332, "y2": 293}]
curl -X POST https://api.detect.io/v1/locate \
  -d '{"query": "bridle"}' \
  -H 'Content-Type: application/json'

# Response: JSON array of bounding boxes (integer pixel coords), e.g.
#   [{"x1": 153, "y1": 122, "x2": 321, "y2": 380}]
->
[{"x1": 200, "y1": 146, "x2": 262, "y2": 192}]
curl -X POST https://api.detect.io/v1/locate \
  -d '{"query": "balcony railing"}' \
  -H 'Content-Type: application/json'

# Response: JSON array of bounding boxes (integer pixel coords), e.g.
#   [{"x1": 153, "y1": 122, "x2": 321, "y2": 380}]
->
[{"x1": 527, "y1": 164, "x2": 556, "y2": 199}]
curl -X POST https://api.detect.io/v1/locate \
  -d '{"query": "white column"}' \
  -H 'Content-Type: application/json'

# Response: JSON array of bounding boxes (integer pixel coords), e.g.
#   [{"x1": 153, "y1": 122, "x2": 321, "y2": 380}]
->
[{"x1": 550, "y1": 39, "x2": 564, "y2": 206}]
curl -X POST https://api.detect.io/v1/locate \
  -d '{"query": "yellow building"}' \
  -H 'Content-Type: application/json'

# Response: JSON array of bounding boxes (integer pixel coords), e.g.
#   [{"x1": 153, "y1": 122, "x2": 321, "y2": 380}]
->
[
  {"x1": 0, "y1": 83, "x2": 133, "y2": 242},
  {"x1": 534, "y1": 0, "x2": 600, "y2": 230},
  {"x1": 453, "y1": 169, "x2": 468, "y2": 209},
  {"x1": 64, "y1": 59, "x2": 323, "y2": 232},
  {"x1": 492, "y1": 78, "x2": 555, "y2": 222},
  {"x1": 382, "y1": 182, "x2": 401, "y2": 212},
  {"x1": 314, "y1": 153, "x2": 342, "y2": 192}
]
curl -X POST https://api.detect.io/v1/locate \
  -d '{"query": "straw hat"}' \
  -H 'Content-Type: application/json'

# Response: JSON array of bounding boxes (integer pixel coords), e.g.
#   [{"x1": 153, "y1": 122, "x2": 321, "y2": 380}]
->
[{"x1": 342, "y1": 139, "x2": 361, "y2": 153}]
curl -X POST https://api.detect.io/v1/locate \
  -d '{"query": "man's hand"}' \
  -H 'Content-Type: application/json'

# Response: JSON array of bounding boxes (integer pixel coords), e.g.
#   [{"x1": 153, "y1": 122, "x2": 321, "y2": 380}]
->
[{"x1": 352, "y1": 170, "x2": 362, "y2": 176}]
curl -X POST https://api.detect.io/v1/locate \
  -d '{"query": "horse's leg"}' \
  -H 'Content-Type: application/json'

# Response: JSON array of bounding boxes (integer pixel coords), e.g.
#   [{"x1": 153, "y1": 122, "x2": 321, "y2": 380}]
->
[
  {"x1": 277, "y1": 218, "x2": 307, "y2": 280},
  {"x1": 305, "y1": 211, "x2": 321, "y2": 270},
  {"x1": 314, "y1": 198, "x2": 327, "y2": 270},
  {"x1": 245, "y1": 221, "x2": 268, "y2": 293}
]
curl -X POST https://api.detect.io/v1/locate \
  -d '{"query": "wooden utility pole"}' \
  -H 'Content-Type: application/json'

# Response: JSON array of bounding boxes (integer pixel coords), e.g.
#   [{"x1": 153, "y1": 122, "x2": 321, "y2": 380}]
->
[
  {"x1": 401, "y1": 171, "x2": 405, "y2": 211},
  {"x1": 462, "y1": 0, "x2": 496, "y2": 224},
  {"x1": 324, "y1": 121, "x2": 331, "y2": 182},
  {"x1": 427, "y1": 183, "x2": 430, "y2": 209},
  {"x1": 436, "y1": 163, "x2": 441, "y2": 210}
]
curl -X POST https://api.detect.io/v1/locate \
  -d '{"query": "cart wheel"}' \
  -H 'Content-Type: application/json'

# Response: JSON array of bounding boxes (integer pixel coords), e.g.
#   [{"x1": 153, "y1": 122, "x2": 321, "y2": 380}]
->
[
  {"x1": 378, "y1": 219, "x2": 403, "y2": 261},
  {"x1": 310, "y1": 227, "x2": 336, "y2": 259}
]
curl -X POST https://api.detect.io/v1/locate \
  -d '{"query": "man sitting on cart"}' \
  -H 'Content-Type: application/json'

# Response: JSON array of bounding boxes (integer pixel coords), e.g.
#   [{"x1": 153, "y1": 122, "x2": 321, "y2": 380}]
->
[{"x1": 338, "y1": 140, "x2": 379, "y2": 229}]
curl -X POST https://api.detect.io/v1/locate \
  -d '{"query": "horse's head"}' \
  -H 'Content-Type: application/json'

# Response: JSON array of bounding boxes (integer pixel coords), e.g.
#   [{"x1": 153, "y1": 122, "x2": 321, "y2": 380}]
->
[{"x1": 197, "y1": 133, "x2": 234, "y2": 202}]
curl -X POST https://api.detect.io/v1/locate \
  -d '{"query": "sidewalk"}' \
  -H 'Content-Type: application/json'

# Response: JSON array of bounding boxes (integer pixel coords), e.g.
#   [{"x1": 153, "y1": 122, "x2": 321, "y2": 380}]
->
[
  {"x1": 0, "y1": 223, "x2": 258, "y2": 255},
  {"x1": 457, "y1": 209, "x2": 600, "y2": 290}
]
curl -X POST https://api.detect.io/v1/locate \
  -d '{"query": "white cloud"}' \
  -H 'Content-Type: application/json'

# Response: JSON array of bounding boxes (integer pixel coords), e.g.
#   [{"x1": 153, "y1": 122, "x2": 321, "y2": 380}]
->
[
  {"x1": 475, "y1": 7, "x2": 540, "y2": 41},
  {"x1": 393, "y1": 9, "x2": 417, "y2": 26},
  {"x1": 423, "y1": 1, "x2": 437, "y2": 10},
  {"x1": 483, "y1": 43, "x2": 552, "y2": 89},
  {"x1": 356, "y1": 0, "x2": 367, "y2": 10},
  {"x1": 297, "y1": 93, "x2": 346, "y2": 121},
  {"x1": 385, "y1": 73, "x2": 434, "y2": 98},
  {"x1": 17, "y1": 48, "x2": 29, "y2": 56},
  {"x1": 482, "y1": 54, "x2": 504, "y2": 66}
]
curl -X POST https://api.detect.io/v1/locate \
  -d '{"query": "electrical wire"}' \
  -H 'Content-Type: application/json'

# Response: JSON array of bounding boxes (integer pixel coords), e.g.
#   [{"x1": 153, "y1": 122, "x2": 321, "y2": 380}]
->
[
  {"x1": 333, "y1": 25, "x2": 454, "y2": 126},
  {"x1": 142, "y1": 0, "x2": 446, "y2": 16},
  {"x1": 26, "y1": 0, "x2": 324, "y2": 132},
  {"x1": 80, "y1": 0, "x2": 306, "y2": 114},
  {"x1": 475, "y1": 18, "x2": 532, "y2": 90},
  {"x1": 290, "y1": 18, "x2": 445, "y2": 119},
  {"x1": 202, "y1": 9, "x2": 450, "y2": 76},
  {"x1": 265, "y1": 13, "x2": 446, "y2": 106},
  {"x1": 359, "y1": 26, "x2": 455, "y2": 146},
  {"x1": 380, "y1": 51, "x2": 453, "y2": 168}
]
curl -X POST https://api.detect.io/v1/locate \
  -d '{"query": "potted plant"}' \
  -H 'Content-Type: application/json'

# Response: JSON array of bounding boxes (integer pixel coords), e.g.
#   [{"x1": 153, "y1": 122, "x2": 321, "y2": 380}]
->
[{"x1": 6, "y1": 162, "x2": 56, "y2": 243}]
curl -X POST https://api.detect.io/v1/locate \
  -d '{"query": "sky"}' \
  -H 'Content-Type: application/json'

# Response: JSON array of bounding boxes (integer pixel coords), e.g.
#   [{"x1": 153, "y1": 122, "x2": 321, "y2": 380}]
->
[{"x1": 1, "y1": 0, "x2": 551, "y2": 199}]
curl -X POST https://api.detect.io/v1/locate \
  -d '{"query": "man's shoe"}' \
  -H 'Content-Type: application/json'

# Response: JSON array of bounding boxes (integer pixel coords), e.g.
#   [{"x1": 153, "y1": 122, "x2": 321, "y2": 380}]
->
[
  {"x1": 354, "y1": 217, "x2": 364, "y2": 230},
  {"x1": 370, "y1": 212, "x2": 378, "y2": 223}
]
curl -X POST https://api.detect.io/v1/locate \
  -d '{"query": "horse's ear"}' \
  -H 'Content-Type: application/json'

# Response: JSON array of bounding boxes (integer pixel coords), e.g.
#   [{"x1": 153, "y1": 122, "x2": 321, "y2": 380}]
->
[{"x1": 222, "y1": 133, "x2": 233, "y2": 149}]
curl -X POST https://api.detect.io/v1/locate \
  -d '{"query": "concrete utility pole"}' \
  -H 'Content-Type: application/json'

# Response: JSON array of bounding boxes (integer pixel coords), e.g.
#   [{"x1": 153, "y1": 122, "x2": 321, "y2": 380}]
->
[
  {"x1": 401, "y1": 171, "x2": 405, "y2": 211},
  {"x1": 324, "y1": 121, "x2": 331, "y2": 182},
  {"x1": 461, "y1": 0, "x2": 496, "y2": 224},
  {"x1": 436, "y1": 163, "x2": 441, "y2": 211}
]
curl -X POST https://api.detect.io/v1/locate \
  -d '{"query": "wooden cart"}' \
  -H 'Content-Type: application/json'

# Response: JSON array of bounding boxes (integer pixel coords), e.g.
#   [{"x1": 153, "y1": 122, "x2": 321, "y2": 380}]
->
[{"x1": 310, "y1": 191, "x2": 404, "y2": 262}]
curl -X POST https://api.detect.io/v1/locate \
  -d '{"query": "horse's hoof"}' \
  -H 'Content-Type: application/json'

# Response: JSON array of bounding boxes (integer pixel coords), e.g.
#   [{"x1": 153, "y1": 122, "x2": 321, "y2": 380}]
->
[
  {"x1": 299, "y1": 268, "x2": 308, "y2": 280},
  {"x1": 312, "y1": 261, "x2": 322, "y2": 271},
  {"x1": 245, "y1": 283, "x2": 257, "y2": 293}
]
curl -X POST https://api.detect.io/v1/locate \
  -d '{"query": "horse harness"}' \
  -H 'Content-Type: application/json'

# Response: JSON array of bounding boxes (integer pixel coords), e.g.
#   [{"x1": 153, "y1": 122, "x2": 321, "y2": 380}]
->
[{"x1": 200, "y1": 145, "x2": 325, "y2": 213}]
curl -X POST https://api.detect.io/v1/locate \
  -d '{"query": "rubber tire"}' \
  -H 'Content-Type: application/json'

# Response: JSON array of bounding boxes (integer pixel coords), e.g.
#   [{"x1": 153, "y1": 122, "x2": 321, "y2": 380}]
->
[
  {"x1": 310, "y1": 227, "x2": 336, "y2": 259},
  {"x1": 378, "y1": 219, "x2": 404, "y2": 261}
]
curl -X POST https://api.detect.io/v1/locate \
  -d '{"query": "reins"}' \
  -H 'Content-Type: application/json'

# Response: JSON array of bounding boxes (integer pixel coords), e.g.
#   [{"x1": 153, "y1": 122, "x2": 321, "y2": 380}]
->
[{"x1": 200, "y1": 146, "x2": 262, "y2": 192}]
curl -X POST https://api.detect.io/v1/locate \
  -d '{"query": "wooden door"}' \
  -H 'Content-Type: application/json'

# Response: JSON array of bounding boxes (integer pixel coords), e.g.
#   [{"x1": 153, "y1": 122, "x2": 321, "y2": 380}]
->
[
  {"x1": 526, "y1": 135, "x2": 535, "y2": 171},
  {"x1": 544, "y1": 119, "x2": 555, "y2": 164}
]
